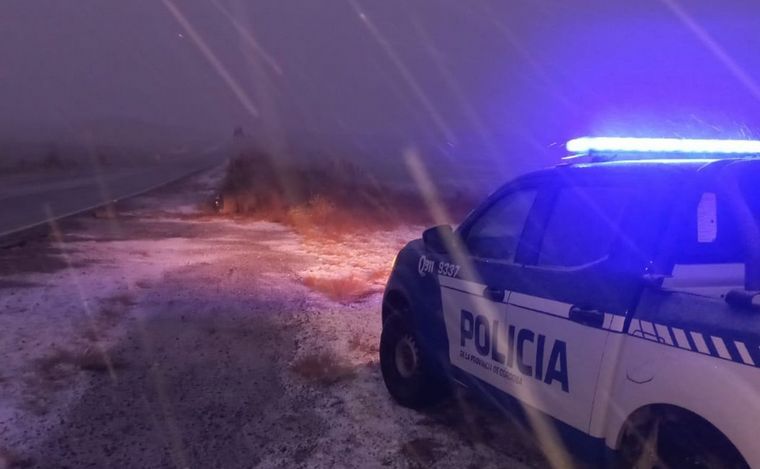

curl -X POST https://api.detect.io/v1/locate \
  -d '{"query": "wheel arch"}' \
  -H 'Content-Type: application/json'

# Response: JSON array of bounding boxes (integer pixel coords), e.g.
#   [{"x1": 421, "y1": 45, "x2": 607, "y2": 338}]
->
[
  {"x1": 382, "y1": 289, "x2": 410, "y2": 324},
  {"x1": 615, "y1": 404, "x2": 721, "y2": 447},
  {"x1": 613, "y1": 403, "x2": 748, "y2": 466}
]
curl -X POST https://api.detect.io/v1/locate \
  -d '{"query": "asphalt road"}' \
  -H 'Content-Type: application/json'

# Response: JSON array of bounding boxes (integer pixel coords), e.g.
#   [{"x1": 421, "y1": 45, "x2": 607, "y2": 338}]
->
[{"x1": 0, "y1": 152, "x2": 223, "y2": 239}]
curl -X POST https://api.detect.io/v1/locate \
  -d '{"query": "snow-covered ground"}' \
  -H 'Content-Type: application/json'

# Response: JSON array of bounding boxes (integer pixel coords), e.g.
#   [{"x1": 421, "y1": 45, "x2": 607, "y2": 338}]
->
[{"x1": 0, "y1": 167, "x2": 549, "y2": 468}]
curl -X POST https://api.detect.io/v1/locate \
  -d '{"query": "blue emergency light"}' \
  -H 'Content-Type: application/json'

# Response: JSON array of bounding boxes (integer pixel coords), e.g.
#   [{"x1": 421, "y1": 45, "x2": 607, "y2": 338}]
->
[{"x1": 566, "y1": 137, "x2": 760, "y2": 156}]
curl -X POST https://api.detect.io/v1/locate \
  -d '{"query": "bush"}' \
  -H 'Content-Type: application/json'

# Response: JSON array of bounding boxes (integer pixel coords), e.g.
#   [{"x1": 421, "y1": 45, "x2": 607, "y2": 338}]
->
[
  {"x1": 301, "y1": 274, "x2": 381, "y2": 303},
  {"x1": 216, "y1": 150, "x2": 475, "y2": 237},
  {"x1": 290, "y1": 351, "x2": 356, "y2": 385}
]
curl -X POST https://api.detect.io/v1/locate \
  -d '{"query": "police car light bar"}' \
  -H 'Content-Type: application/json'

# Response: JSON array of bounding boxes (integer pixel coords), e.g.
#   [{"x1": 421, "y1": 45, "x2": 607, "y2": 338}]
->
[{"x1": 566, "y1": 137, "x2": 760, "y2": 156}]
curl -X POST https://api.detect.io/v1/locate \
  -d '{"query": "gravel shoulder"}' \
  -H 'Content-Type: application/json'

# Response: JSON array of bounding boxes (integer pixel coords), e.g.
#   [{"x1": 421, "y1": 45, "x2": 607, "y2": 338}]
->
[{"x1": 0, "y1": 168, "x2": 548, "y2": 468}]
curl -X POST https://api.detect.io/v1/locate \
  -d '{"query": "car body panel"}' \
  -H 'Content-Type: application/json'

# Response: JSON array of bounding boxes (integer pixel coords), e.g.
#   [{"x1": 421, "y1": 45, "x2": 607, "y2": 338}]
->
[{"x1": 383, "y1": 157, "x2": 760, "y2": 465}]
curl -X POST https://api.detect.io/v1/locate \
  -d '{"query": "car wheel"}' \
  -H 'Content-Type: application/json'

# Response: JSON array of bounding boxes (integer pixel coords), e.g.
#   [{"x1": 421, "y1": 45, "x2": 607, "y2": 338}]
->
[
  {"x1": 379, "y1": 312, "x2": 448, "y2": 409},
  {"x1": 618, "y1": 410, "x2": 748, "y2": 469}
]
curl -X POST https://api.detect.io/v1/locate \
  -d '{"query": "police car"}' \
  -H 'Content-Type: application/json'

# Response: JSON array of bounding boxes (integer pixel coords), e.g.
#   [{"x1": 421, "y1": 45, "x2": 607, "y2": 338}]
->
[{"x1": 379, "y1": 137, "x2": 760, "y2": 468}]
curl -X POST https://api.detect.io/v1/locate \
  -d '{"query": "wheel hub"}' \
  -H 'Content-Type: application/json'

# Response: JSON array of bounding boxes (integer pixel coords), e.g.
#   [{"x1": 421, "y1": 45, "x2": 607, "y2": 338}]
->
[{"x1": 394, "y1": 335, "x2": 419, "y2": 379}]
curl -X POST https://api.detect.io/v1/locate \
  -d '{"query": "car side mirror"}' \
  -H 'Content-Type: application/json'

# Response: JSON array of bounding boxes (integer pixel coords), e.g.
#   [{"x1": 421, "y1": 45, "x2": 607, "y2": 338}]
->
[
  {"x1": 640, "y1": 273, "x2": 665, "y2": 288},
  {"x1": 422, "y1": 225, "x2": 457, "y2": 254},
  {"x1": 725, "y1": 289, "x2": 760, "y2": 311}
]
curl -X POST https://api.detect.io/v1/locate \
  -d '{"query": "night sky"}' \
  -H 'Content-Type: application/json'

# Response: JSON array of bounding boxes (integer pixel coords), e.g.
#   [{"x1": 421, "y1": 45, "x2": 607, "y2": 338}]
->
[{"x1": 2, "y1": 0, "x2": 760, "y2": 177}]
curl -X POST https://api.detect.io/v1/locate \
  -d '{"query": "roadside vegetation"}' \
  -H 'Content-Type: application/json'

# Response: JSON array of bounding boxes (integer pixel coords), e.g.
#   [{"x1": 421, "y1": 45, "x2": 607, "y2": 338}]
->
[
  {"x1": 301, "y1": 274, "x2": 383, "y2": 304},
  {"x1": 215, "y1": 149, "x2": 477, "y2": 303},
  {"x1": 215, "y1": 149, "x2": 475, "y2": 238}
]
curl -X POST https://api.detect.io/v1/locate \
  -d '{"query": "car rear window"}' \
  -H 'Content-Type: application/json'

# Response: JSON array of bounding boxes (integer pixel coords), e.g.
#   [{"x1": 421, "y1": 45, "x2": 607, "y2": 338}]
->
[{"x1": 673, "y1": 165, "x2": 760, "y2": 265}]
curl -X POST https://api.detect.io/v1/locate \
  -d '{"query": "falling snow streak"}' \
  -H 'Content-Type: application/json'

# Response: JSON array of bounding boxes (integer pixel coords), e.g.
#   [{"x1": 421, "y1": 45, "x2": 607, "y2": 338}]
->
[
  {"x1": 442, "y1": 0, "x2": 575, "y2": 112},
  {"x1": 347, "y1": 0, "x2": 456, "y2": 144},
  {"x1": 162, "y1": 0, "x2": 261, "y2": 119},
  {"x1": 208, "y1": 0, "x2": 284, "y2": 77},
  {"x1": 660, "y1": 0, "x2": 760, "y2": 103}
]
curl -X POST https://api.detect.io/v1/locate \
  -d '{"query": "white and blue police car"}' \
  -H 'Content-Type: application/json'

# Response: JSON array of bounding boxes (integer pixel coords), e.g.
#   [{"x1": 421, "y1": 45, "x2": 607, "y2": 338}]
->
[{"x1": 379, "y1": 137, "x2": 760, "y2": 468}]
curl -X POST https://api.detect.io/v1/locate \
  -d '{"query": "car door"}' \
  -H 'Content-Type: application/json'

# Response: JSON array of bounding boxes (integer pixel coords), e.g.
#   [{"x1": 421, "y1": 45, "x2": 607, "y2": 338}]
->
[
  {"x1": 498, "y1": 182, "x2": 644, "y2": 434},
  {"x1": 440, "y1": 177, "x2": 644, "y2": 434},
  {"x1": 438, "y1": 179, "x2": 547, "y2": 395}
]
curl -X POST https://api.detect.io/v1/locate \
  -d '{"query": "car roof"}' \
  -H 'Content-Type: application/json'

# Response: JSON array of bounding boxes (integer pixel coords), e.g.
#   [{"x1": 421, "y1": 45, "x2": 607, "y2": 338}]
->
[
  {"x1": 515, "y1": 157, "x2": 760, "y2": 186},
  {"x1": 564, "y1": 157, "x2": 721, "y2": 173}
]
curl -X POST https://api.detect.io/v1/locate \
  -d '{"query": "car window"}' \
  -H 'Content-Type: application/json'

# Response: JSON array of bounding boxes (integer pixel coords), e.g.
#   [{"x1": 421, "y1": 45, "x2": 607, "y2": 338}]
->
[
  {"x1": 537, "y1": 186, "x2": 631, "y2": 268},
  {"x1": 673, "y1": 191, "x2": 743, "y2": 264},
  {"x1": 464, "y1": 189, "x2": 537, "y2": 261}
]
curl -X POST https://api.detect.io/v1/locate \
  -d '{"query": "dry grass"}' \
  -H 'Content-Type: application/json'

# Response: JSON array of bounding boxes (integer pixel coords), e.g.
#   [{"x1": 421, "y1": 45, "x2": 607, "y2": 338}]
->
[
  {"x1": 0, "y1": 447, "x2": 33, "y2": 468},
  {"x1": 79, "y1": 293, "x2": 134, "y2": 342},
  {"x1": 0, "y1": 244, "x2": 70, "y2": 276},
  {"x1": 302, "y1": 275, "x2": 381, "y2": 303},
  {"x1": 399, "y1": 437, "x2": 444, "y2": 469},
  {"x1": 92, "y1": 203, "x2": 118, "y2": 220},
  {"x1": 367, "y1": 268, "x2": 390, "y2": 284},
  {"x1": 99, "y1": 306, "x2": 124, "y2": 324},
  {"x1": 348, "y1": 332, "x2": 378, "y2": 355},
  {"x1": 107, "y1": 292, "x2": 136, "y2": 307},
  {"x1": 22, "y1": 346, "x2": 125, "y2": 415},
  {"x1": 215, "y1": 150, "x2": 476, "y2": 238},
  {"x1": 290, "y1": 351, "x2": 356, "y2": 386},
  {"x1": 34, "y1": 347, "x2": 125, "y2": 379}
]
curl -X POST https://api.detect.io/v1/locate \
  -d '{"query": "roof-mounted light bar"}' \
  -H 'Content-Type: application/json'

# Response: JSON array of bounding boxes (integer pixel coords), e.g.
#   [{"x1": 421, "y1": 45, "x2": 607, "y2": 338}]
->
[{"x1": 566, "y1": 137, "x2": 760, "y2": 156}]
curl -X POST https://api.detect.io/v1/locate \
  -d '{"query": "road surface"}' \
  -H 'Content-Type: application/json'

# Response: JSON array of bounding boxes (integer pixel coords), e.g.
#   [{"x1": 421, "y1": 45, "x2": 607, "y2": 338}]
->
[{"x1": 0, "y1": 150, "x2": 224, "y2": 239}]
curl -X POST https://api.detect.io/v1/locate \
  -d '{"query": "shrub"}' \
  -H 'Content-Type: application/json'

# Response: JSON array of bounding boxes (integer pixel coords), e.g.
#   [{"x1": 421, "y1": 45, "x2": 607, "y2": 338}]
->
[
  {"x1": 216, "y1": 150, "x2": 476, "y2": 237},
  {"x1": 301, "y1": 274, "x2": 381, "y2": 303},
  {"x1": 290, "y1": 351, "x2": 356, "y2": 385}
]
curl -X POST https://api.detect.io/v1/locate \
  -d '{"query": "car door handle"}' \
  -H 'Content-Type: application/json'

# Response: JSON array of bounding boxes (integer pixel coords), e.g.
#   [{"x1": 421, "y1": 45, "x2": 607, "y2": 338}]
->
[
  {"x1": 482, "y1": 286, "x2": 505, "y2": 302},
  {"x1": 569, "y1": 306, "x2": 605, "y2": 328}
]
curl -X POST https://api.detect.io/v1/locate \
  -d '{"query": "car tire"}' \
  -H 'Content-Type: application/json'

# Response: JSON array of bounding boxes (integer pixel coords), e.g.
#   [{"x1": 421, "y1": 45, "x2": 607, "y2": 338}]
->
[
  {"x1": 379, "y1": 312, "x2": 449, "y2": 409},
  {"x1": 618, "y1": 410, "x2": 748, "y2": 469}
]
